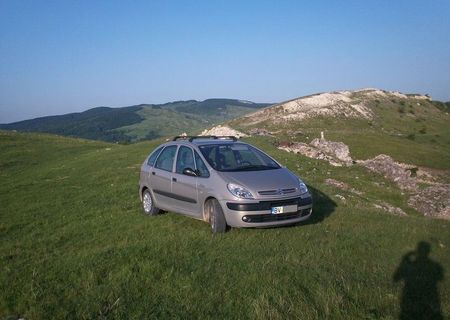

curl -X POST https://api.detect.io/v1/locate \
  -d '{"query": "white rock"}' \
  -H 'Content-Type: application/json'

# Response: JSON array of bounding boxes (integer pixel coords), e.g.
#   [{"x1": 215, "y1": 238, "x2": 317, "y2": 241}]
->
[{"x1": 200, "y1": 125, "x2": 248, "y2": 138}]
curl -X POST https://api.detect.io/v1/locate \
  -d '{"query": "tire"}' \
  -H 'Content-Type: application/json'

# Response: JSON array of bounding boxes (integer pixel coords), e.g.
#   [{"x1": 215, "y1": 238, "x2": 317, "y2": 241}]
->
[
  {"x1": 208, "y1": 199, "x2": 227, "y2": 234},
  {"x1": 142, "y1": 189, "x2": 160, "y2": 216}
]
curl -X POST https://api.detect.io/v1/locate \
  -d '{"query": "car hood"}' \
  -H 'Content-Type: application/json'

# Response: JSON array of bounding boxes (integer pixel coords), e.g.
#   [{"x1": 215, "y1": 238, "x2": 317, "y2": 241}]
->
[{"x1": 218, "y1": 168, "x2": 300, "y2": 196}]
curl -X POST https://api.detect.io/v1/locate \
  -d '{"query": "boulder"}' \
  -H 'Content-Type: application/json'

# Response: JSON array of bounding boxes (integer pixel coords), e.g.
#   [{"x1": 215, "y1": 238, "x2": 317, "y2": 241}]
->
[{"x1": 310, "y1": 138, "x2": 353, "y2": 166}]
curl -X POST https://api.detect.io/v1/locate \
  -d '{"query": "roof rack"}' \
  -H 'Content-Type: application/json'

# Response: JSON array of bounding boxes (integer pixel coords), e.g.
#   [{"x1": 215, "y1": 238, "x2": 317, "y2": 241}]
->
[{"x1": 172, "y1": 135, "x2": 238, "y2": 142}]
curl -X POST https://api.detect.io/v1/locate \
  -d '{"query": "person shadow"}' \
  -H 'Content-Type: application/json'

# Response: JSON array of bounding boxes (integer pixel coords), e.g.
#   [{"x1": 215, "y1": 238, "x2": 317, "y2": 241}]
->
[{"x1": 393, "y1": 241, "x2": 445, "y2": 320}]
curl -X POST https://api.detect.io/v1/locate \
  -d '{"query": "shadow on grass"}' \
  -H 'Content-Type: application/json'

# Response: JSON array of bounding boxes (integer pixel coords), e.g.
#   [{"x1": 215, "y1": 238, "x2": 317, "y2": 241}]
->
[
  {"x1": 300, "y1": 185, "x2": 336, "y2": 225},
  {"x1": 393, "y1": 241, "x2": 444, "y2": 320}
]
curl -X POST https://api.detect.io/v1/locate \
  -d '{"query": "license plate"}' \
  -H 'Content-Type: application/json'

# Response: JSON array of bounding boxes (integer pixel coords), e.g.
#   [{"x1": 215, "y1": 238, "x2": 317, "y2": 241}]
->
[
  {"x1": 271, "y1": 206, "x2": 284, "y2": 214},
  {"x1": 271, "y1": 205, "x2": 297, "y2": 214}
]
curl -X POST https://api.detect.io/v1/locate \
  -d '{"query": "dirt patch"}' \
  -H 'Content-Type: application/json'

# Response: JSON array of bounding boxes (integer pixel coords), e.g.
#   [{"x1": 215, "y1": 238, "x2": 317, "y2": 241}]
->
[{"x1": 408, "y1": 184, "x2": 450, "y2": 220}]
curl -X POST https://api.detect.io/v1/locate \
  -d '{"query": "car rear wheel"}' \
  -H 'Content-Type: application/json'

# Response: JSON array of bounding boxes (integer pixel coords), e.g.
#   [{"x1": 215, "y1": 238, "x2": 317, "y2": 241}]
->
[
  {"x1": 142, "y1": 189, "x2": 160, "y2": 216},
  {"x1": 207, "y1": 199, "x2": 227, "y2": 234}
]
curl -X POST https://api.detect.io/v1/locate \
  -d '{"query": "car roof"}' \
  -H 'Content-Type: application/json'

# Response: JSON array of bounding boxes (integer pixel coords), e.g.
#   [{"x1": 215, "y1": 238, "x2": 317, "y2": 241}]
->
[{"x1": 168, "y1": 136, "x2": 244, "y2": 146}]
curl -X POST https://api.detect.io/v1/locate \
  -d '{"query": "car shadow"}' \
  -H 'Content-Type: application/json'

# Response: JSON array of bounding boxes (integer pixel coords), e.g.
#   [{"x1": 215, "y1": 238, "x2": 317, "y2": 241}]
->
[
  {"x1": 393, "y1": 241, "x2": 445, "y2": 320},
  {"x1": 299, "y1": 185, "x2": 336, "y2": 225}
]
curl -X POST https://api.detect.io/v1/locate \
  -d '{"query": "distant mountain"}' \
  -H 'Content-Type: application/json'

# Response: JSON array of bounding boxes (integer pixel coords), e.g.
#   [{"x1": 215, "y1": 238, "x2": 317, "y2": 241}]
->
[{"x1": 0, "y1": 99, "x2": 270, "y2": 142}]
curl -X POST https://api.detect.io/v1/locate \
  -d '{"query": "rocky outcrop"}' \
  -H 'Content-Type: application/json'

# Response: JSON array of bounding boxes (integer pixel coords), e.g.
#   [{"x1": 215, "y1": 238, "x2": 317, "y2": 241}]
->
[
  {"x1": 359, "y1": 155, "x2": 450, "y2": 219},
  {"x1": 200, "y1": 125, "x2": 248, "y2": 138},
  {"x1": 359, "y1": 155, "x2": 417, "y2": 191},
  {"x1": 278, "y1": 142, "x2": 345, "y2": 167},
  {"x1": 277, "y1": 134, "x2": 353, "y2": 167},
  {"x1": 408, "y1": 185, "x2": 450, "y2": 220},
  {"x1": 310, "y1": 138, "x2": 353, "y2": 166}
]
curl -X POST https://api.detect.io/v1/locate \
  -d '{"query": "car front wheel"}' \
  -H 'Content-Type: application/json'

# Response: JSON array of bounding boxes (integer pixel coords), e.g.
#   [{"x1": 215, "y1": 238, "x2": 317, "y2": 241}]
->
[
  {"x1": 208, "y1": 199, "x2": 227, "y2": 234},
  {"x1": 142, "y1": 189, "x2": 160, "y2": 216}
]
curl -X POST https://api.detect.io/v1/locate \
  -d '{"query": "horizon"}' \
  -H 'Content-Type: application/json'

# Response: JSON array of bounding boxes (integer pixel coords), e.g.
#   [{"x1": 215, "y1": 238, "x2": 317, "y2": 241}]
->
[
  {"x1": 0, "y1": 87, "x2": 442, "y2": 124},
  {"x1": 1, "y1": 0, "x2": 450, "y2": 123}
]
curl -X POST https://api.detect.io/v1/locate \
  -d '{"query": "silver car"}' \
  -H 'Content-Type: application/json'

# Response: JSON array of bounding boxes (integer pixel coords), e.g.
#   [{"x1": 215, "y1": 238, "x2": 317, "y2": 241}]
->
[{"x1": 139, "y1": 136, "x2": 312, "y2": 233}]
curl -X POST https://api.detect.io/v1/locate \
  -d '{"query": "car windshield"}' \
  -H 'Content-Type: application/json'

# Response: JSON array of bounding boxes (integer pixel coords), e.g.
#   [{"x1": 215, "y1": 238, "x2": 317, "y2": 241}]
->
[{"x1": 198, "y1": 143, "x2": 280, "y2": 172}]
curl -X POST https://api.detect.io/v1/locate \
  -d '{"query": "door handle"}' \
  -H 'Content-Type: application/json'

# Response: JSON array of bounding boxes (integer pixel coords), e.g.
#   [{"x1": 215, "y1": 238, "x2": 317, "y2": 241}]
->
[{"x1": 172, "y1": 177, "x2": 177, "y2": 182}]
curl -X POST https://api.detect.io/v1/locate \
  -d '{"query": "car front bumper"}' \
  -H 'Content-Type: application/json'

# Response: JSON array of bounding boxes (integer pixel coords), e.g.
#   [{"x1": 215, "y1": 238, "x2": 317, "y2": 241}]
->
[{"x1": 219, "y1": 194, "x2": 313, "y2": 228}]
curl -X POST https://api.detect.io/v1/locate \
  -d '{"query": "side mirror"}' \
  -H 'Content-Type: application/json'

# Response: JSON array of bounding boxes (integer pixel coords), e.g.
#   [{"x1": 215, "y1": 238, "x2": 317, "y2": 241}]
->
[{"x1": 182, "y1": 167, "x2": 198, "y2": 177}]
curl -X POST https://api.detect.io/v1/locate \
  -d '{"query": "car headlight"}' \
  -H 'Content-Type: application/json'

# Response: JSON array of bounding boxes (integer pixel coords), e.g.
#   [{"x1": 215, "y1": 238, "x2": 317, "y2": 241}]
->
[
  {"x1": 227, "y1": 183, "x2": 254, "y2": 199},
  {"x1": 298, "y1": 179, "x2": 308, "y2": 194}
]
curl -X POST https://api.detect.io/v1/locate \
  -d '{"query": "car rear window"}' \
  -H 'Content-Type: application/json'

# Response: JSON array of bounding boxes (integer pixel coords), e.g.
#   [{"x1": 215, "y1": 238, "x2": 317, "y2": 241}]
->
[{"x1": 147, "y1": 146, "x2": 164, "y2": 166}]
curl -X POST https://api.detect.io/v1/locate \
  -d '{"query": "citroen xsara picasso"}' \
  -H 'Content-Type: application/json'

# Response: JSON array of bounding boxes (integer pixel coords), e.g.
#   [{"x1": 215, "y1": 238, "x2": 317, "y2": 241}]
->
[{"x1": 139, "y1": 136, "x2": 312, "y2": 233}]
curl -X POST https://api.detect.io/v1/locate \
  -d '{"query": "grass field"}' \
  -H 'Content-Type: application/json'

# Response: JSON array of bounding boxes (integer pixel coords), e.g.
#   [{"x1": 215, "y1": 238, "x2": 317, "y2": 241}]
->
[{"x1": 1, "y1": 131, "x2": 449, "y2": 319}]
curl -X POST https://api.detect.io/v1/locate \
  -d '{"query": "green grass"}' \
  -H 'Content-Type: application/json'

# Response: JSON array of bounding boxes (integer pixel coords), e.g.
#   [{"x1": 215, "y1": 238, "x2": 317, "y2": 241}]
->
[{"x1": 1, "y1": 131, "x2": 449, "y2": 319}]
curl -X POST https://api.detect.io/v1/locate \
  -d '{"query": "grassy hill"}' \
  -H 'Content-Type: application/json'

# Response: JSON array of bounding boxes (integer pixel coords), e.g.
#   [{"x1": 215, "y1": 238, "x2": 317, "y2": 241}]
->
[
  {"x1": 0, "y1": 99, "x2": 269, "y2": 143},
  {"x1": 229, "y1": 89, "x2": 450, "y2": 169},
  {"x1": 1, "y1": 130, "x2": 449, "y2": 319}
]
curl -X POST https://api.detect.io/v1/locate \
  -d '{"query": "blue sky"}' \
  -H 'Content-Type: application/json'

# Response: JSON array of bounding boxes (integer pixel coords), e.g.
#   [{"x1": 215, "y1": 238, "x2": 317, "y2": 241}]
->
[{"x1": 1, "y1": 0, "x2": 449, "y2": 122}]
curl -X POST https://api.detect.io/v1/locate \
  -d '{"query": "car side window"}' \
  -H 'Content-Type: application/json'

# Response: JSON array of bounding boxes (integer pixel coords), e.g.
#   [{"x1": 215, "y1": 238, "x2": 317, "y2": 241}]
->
[
  {"x1": 147, "y1": 146, "x2": 164, "y2": 166},
  {"x1": 155, "y1": 146, "x2": 177, "y2": 172},
  {"x1": 195, "y1": 151, "x2": 210, "y2": 178},
  {"x1": 176, "y1": 146, "x2": 195, "y2": 174}
]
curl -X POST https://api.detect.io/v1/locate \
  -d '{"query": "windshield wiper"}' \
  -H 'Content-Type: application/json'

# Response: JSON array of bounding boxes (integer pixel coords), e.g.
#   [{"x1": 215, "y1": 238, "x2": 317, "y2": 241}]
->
[{"x1": 231, "y1": 165, "x2": 278, "y2": 171}]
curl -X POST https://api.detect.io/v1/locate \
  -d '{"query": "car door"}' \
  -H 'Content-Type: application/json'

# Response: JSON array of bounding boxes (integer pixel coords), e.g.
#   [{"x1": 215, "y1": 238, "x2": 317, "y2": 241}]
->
[
  {"x1": 151, "y1": 145, "x2": 177, "y2": 210},
  {"x1": 171, "y1": 146, "x2": 199, "y2": 216}
]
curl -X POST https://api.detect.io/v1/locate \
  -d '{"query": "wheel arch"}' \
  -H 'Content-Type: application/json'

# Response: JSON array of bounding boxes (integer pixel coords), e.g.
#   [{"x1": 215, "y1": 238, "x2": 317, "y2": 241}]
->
[{"x1": 140, "y1": 185, "x2": 149, "y2": 202}]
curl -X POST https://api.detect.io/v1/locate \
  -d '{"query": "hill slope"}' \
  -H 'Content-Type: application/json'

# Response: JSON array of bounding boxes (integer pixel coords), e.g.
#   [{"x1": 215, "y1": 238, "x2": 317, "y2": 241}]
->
[
  {"x1": 1, "y1": 130, "x2": 449, "y2": 318},
  {"x1": 229, "y1": 88, "x2": 450, "y2": 169},
  {"x1": 0, "y1": 99, "x2": 269, "y2": 142}
]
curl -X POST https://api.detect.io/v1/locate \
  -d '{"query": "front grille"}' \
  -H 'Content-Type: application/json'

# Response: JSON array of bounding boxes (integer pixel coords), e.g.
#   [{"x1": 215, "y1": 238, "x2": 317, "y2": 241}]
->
[
  {"x1": 242, "y1": 208, "x2": 311, "y2": 223},
  {"x1": 226, "y1": 196, "x2": 312, "y2": 211},
  {"x1": 258, "y1": 188, "x2": 297, "y2": 196}
]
